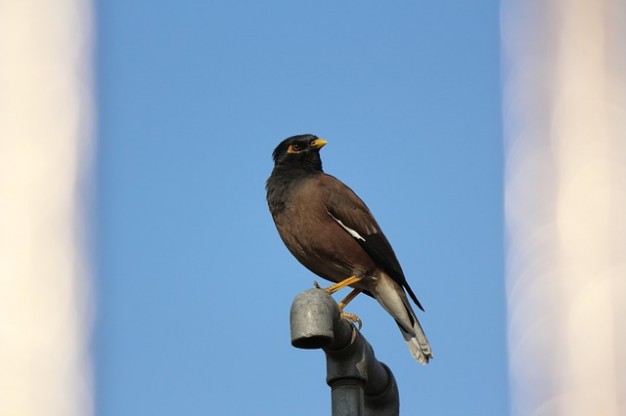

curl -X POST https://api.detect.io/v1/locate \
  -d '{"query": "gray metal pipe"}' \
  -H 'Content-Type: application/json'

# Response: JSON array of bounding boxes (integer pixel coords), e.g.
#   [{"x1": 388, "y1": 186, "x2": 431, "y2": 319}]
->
[{"x1": 290, "y1": 288, "x2": 400, "y2": 416}]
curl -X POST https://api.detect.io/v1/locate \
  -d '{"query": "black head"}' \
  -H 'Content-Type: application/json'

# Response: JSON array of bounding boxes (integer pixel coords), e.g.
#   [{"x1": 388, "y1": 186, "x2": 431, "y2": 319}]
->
[{"x1": 271, "y1": 134, "x2": 327, "y2": 172}]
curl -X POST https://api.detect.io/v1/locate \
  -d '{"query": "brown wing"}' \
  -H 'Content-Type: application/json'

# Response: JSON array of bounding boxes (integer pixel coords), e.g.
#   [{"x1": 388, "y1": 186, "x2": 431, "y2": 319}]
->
[{"x1": 320, "y1": 174, "x2": 424, "y2": 311}]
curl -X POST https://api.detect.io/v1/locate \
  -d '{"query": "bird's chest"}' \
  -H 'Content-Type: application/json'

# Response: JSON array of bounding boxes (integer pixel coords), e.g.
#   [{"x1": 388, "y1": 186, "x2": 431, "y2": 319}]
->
[
  {"x1": 273, "y1": 187, "x2": 375, "y2": 280},
  {"x1": 273, "y1": 187, "x2": 329, "y2": 249}
]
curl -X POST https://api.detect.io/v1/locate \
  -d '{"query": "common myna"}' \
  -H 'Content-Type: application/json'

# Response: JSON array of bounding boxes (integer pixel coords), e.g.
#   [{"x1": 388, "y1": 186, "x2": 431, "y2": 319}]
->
[{"x1": 266, "y1": 134, "x2": 432, "y2": 364}]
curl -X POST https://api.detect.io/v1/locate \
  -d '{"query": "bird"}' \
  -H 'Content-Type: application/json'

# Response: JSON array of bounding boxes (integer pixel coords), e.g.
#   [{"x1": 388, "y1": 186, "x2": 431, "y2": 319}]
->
[{"x1": 266, "y1": 134, "x2": 432, "y2": 364}]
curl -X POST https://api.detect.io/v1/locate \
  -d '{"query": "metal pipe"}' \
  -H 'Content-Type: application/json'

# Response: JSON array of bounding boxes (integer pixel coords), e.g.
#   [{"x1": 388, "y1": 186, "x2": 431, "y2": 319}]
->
[{"x1": 290, "y1": 288, "x2": 400, "y2": 416}]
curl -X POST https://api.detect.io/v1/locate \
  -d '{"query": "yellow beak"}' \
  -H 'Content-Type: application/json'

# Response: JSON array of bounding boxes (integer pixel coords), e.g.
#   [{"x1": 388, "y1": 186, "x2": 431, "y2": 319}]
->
[{"x1": 311, "y1": 138, "x2": 327, "y2": 149}]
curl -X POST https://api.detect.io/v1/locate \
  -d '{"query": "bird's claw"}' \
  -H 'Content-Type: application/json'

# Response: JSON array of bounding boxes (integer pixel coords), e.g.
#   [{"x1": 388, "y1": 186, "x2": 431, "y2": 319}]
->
[
  {"x1": 341, "y1": 312, "x2": 362, "y2": 330},
  {"x1": 313, "y1": 280, "x2": 321, "y2": 289}
]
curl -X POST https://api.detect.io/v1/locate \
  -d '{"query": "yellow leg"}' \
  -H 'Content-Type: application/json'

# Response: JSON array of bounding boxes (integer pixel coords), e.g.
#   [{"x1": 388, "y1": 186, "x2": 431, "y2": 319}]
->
[
  {"x1": 313, "y1": 276, "x2": 365, "y2": 329},
  {"x1": 338, "y1": 288, "x2": 362, "y2": 310},
  {"x1": 324, "y1": 275, "x2": 362, "y2": 295}
]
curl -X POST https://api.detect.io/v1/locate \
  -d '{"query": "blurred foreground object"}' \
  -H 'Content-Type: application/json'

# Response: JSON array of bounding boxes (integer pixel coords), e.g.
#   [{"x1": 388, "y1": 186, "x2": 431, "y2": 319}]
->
[
  {"x1": 0, "y1": 1, "x2": 94, "y2": 415},
  {"x1": 502, "y1": 0, "x2": 626, "y2": 415}
]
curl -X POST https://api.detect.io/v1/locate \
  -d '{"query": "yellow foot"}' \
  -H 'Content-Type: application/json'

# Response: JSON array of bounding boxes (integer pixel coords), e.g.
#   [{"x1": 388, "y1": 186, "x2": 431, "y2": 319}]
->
[{"x1": 341, "y1": 312, "x2": 362, "y2": 330}]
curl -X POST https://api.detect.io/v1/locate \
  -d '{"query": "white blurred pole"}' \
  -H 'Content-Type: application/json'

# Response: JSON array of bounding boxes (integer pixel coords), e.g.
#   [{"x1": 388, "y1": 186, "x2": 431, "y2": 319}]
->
[
  {"x1": 502, "y1": 0, "x2": 625, "y2": 415},
  {"x1": 0, "y1": 1, "x2": 94, "y2": 416}
]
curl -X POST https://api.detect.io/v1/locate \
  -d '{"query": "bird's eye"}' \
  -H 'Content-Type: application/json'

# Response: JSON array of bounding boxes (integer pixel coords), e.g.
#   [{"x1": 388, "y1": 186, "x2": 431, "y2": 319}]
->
[{"x1": 287, "y1": 143, "x2": 303, "y2": 154}]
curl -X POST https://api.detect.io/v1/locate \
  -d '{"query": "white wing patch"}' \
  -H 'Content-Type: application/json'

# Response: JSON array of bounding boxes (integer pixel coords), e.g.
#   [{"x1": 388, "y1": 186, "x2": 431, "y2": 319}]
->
[{"x1": 327, "y1": 211, "x2": 366, "y2": 241}]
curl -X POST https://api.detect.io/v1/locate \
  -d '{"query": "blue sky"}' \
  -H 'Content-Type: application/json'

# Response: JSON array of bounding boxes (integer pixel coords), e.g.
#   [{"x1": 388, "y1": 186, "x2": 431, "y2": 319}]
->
[{"x1": 95, "y1": 1, "x2": 506, "y2": 414}]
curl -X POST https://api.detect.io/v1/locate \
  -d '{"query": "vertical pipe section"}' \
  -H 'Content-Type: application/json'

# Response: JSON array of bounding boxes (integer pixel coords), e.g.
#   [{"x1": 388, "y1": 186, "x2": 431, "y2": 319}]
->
[
  {"x1": 331, "y1": 381, "x2": 365, "y2": 416},
  {"x1": 0, "y1": 1, "x2": 94, "y2": 415}
]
